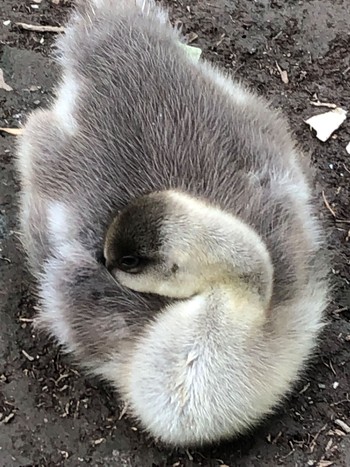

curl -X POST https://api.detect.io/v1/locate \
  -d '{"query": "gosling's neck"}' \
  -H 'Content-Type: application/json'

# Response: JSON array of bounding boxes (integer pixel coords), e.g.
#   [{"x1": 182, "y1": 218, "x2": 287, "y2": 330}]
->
[
  {"x1": 104, "y1": 190, "x2": 274, "y2": 312},
  {"x1": 163, "y1": 191, "x2": 274, "y2": 308}
]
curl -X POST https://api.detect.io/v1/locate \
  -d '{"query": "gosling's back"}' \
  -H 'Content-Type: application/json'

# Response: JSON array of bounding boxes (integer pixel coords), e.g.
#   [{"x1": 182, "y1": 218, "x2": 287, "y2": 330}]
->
[{"x1": 18, "y1": 0, "x2": 321, "y2": 307}]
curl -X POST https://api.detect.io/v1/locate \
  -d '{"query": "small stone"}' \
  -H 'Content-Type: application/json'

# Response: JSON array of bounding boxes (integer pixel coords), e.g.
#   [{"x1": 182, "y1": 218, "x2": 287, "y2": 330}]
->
[
  {"x1": 93, "y1": 438, "x2": 105, "y2": 445},
  {"x1": 29, "y1": 85, "x2": 41, "y2": 92}
]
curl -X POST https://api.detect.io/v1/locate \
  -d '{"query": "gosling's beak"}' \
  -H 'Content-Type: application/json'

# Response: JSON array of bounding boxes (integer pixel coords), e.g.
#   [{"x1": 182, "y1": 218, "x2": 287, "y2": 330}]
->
[{"x1": 105, "y1": 260, "x2": 119, "y2": 278}]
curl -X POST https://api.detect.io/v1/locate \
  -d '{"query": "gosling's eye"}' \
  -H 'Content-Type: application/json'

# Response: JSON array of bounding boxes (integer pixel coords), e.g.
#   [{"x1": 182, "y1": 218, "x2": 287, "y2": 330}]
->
[{"x1": 119, "y1": 255, "x2": 141, "y2": 272}]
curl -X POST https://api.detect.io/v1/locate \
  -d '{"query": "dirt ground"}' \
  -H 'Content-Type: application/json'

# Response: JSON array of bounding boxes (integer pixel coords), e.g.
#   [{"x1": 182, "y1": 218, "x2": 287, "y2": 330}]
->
[{"x1": 0, "y1": 0, "x2": 349, "y2": 466}]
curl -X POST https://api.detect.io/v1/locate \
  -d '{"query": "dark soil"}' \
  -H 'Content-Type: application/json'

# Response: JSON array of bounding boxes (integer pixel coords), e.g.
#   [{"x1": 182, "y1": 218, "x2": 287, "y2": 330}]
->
[{"x1": 0, "y1": 1, "x2": 349, "y2": 466}]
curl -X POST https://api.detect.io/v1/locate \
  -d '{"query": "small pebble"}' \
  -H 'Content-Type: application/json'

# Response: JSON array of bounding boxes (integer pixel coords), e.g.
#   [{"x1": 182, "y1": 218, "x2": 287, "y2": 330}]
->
[
  {"x1": 29, "y1": 85, "x2": 41, "y2": 92},
  {"x1": 93, "y1": 438, "x2": 105, "y2": 445}
]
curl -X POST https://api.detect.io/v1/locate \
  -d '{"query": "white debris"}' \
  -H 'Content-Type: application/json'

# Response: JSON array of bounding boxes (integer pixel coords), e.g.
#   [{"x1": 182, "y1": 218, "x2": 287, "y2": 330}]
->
[
  {"x1": 335, "y1": 419, "x2": 350, "y2": 434},
  {"x1": 3, "y1": 20, "x2": 11, "y2": 26},
  {"x1": 0, "y1": 68, "x2": 13, "y2": 91},
  {"x1": 310, "y1": 100, "x2": 337, "y2": 109},
  {"x1": 305, "y1": 107, "x2": 347, "y2": 142},
  {"x1": 276, "y1": 61, "x2": 289, "y2": 84},
  {"x1": 332, "y1": 381, "x2": 339, "y2": 389},
  {"x1": 346, "y1": 142, "x2": 350, "y2": 154}
]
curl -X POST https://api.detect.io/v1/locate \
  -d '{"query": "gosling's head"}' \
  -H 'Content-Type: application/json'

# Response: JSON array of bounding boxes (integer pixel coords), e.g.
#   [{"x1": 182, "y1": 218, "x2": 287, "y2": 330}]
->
[
  {"x1": 103, "y1": 190, "x2": 273, "y2": 304},
  {"x1": 103, "y1": 191, "x2": 211, "y2": 298}
]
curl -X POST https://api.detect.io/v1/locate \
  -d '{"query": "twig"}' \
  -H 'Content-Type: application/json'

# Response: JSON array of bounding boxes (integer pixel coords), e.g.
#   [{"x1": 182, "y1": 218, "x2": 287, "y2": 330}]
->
[
  {"x1": 329, "y1": 359, "x2": 337, "y2": 376},
  {"x1": 335, "y1": 219, "x2": 350, "y2": 224},
  {"x1": 22, "y1": 349, "x2": 34, "y2": 361},
  {"x1": 0, "y1": 127, "x2": 23, "y2": 136},
  {"x1": 332, "y1": 307, "x2": 348, "y2": 314},
  {"x1": 322, "y1": 191, "x2": 336, "y2": 218},
  {"x1": 310, "y1": 101, "x2": 337, "y2": 109},
  {"x1": 299, "y1": 382, "x2": 310, "y2": 394},
  {"x1": 0, "y1": 413, "x2": 15, "y2": 425},
  {"x1": 16, "y1": 22, "x2": 65, "y2": 33},
  {"x1": 118, "y1": 403, "x2": 129, "y2": 420},
  {"x1": 343, "y1": 163, "x2": 350, "y2": 175},
  {"x1": 0, "y1": 256, "x2": 11, "y2": 263},
  {"x1": 309, "y1": 424, "x2": 327, "y2": 453},
  {"x1": 330, "y1": 394, "x2": 350, "y2": 406},
  {"x1": 334, "y1": 419, "x2": 350, "y2": 434}
]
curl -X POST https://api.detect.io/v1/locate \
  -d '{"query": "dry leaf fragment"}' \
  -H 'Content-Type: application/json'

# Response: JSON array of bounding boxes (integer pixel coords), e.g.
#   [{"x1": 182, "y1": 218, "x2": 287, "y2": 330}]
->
[
  {"x1": 0, "y1": 68, "x2": 13, "y2": 91},
  {"x1": 305, "y1": 107, "x2": 347, "y2": 142},
  {"x1": 276, "y1": 61, "x2": 289, "y2": 84},
  {"x1": 186, "y1": 31, "x2": 199, "y2": 44},
  {"x1": 16, "y1": 22, "x2": 65, "y2": 33},
  {"x1": 0, "y1": 127, "x2": 23, "y2": 136}
]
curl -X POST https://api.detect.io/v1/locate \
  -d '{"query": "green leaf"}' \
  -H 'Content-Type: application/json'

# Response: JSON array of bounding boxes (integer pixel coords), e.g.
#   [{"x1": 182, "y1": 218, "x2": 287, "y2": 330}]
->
[{"x1": 178, "y1": 43, "x2": 202, "y2": 63}]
